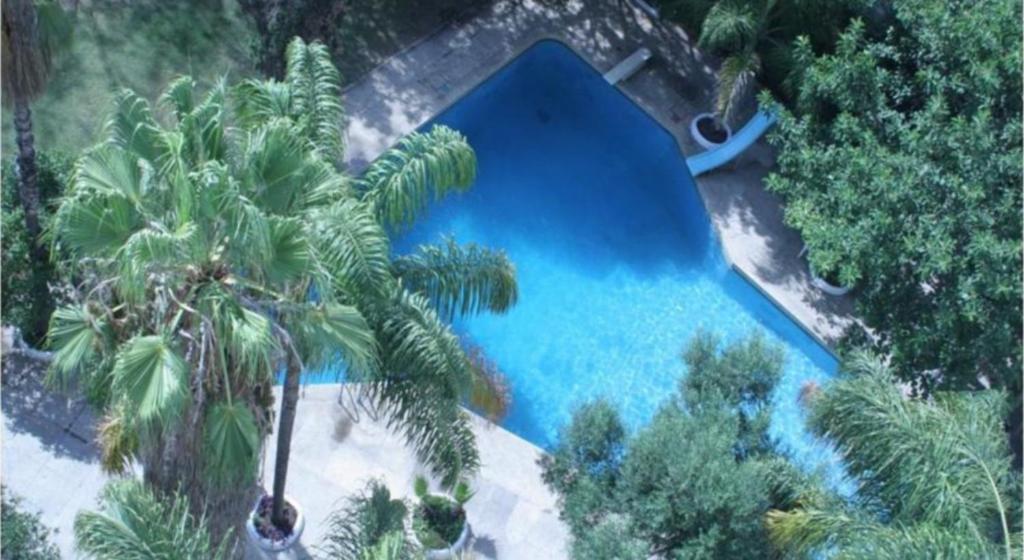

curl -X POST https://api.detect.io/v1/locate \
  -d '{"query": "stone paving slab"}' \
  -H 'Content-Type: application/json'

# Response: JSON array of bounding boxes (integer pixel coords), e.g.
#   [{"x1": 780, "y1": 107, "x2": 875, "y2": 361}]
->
[{"x1": 247, "y1": 385, "x2": 567, "y2": 560}]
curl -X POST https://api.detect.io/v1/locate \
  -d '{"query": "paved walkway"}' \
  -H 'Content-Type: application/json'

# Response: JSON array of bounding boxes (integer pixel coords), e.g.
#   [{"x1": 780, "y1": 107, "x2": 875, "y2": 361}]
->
[
  {"x1": 342, "y1": 0, "x2": 855, "y2": 347},
  {"x1": 248, "y1": 385, "x2": 566, "y2": 559}
]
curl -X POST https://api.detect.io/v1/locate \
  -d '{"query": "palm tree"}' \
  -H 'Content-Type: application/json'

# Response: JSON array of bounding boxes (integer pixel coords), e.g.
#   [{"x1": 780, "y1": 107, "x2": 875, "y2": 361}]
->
[
  {"x1": 74, "y1": 480, "x2": 230, "y2": 559},
  {"x1": 694, "y1": 0, "x2": 861, "y2": 126},
  {"x1": 765, "y1": 352, "x2": 1022, "y2": 559},
  {"x1": 1, "y1": 0, "x2": 71, "y2": 254},
  {"x1": 319, "y1": 479, "x2": 415, "y2": 560},
  {"x1": 48, "y1": 37, "x2": 515, "y2": 546}
]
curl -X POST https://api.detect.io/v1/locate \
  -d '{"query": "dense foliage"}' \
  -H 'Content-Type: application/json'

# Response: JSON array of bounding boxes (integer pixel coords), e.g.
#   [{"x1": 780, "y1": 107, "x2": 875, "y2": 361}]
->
[
  {"x1": 764, "y1": 0, "x2": 1023, "y2": 395},
  {"x1": 73, "y1": 480, "x2": 229, "y2": 559},
  {"x1": 1, "y1": 151, "x2": 71, "y2": 344},
  {"x1": 46, "y1": 37, "x2": 514, "y2": 542},
  {"x1": 654, "y1": 0, "x2": 866, "y2": 122},
  {"x1": 767, "y1": 353, "x2": 1023, "y2": 558},
  {"x1": 1, "y1": 486, "x2": 60, "y2": 560},
  {"x1": 319, "y1": 480, "x2": 413, "y2": 560},
  {"x1": 541, "y1": 332, "x2": 808, "y2": 559}
]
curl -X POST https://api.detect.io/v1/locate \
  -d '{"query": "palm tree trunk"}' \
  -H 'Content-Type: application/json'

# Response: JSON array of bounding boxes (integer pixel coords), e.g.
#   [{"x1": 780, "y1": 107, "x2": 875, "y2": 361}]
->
[
  {"x1": 142, "y1": 395, "x2": 258, "y2": 558},
  {"x1": 12, "y1": 98, "x2": 44, "y2": 259},
  {"x1": 271, "y1": 350, "x2": 301, "y2": 527}
]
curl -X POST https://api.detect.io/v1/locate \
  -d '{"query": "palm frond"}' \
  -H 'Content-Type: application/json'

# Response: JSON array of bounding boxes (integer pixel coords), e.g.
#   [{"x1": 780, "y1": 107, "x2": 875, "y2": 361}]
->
[
  {"x1": 699, "y1": 1, "x2": 760, "y2": 54},
  {"x1": 73, "y1": 480, "x2": 230, "y2": 560},
  {"x1": 158, "y1": 75, "x2": 196, "y2": 121},
  {"x1": 110, "y1": 335, "x2": 189, "y2": 425},
  {"x1": 96, "y1": 404, "x2": 138, "y2": 475},
  {"x1": 293, "y1": 302, "x2": 377, "y2": 374},
  {"x1": 393, "y1": 237, "x2": 518, "y2": 318},
  {"x1": 46, "y1": 305, "x2": 110, "y2": 387},
  {"x1": 203, "y1": 402, "x2": 261, "y2": 486},
  {"x1": 264, "y1": 216, "x2": 312, "y2": 284},
  {"x1": 311, "y1": 198, "x2": 393, "y2": 296},
  {"x1": 360, "y1": 125, "x2": 476, "y2": 229},
  {"x1": 319, "y1": 479, "x2": 411, "y2": 560},
  {"x1": 363, "y1": 290, "x2": 480, "y2": 487},
  {"x1": 716, "y1": 50, "x2": 761, "y2": 126},
  {"x1": 242, "y1": 119, "x2": 308, "y2": 215},
  {"x1": 106, "y1": 89, "x2": 165, "y2": 164},
  {"x1": 232, "y1": 79, "x2": 292, "y2": 131},
  {"x1": 284, "y1": 37, "x2": 345, "y2": 162}
]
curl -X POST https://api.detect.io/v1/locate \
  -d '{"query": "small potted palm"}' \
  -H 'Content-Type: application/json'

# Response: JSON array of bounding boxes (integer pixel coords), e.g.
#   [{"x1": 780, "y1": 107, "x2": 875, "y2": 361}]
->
[{"x1": 411, "y1": 476, "x2": 473, "y2": 559}]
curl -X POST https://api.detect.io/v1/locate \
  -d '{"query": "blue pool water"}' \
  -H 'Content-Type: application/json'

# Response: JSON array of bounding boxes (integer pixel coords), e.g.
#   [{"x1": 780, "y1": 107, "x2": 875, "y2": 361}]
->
[{"x1": 372, "y1": 41, "x2": 843, "y2": 482}]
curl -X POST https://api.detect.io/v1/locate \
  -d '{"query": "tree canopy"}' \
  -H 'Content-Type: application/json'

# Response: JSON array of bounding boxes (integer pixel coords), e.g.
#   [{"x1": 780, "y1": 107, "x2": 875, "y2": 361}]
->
[
  {"x1": 764, "y1": 0, "x2": 1023, "y2": 394},
  {"x1": 767, "y1": 353, "x2": 1022, "y2": 559},
  {"x1": 540, "y1": 332, "x2": 804, "y2": 559}
]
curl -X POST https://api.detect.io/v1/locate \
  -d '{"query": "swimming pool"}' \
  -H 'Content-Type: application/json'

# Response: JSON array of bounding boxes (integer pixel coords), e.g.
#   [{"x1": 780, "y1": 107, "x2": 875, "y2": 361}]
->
[{"x1": 378, "y1": 41, "x2": 842, "y2": 482}]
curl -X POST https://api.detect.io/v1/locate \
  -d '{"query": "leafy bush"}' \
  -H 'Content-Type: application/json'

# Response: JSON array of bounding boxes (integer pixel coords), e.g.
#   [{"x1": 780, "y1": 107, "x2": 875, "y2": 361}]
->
[
  {"x1": 1, "y1": 486, "x2": 60, "y2": 560},
  {"x1": 1, "y1": 151, "x2": 72, "y2": 345},
  {"x1": 541, "y1": 333, "x2": 799, "y2": 559},
  {"x1": 73, "y1": 480, "x2": 229, "y2": 559},
  {"x1": 320, "y1": 479, "x2": 412, "y2": 560},
  {"x1": 764, "y1": 0, "x2": 1023, "y2": 395}
]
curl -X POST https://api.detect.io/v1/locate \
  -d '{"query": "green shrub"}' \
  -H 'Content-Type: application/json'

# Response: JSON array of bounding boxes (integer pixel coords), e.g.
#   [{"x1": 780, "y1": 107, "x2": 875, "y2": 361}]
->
[
  {"x1": 1, "y1": 152, "x2": 72, "y2": 345},
  {"x1": 541, "y1": 333, "x2": 800, "y2": 559},
  {"x1": 1, "y1": 486, "x2": 60, "y2": 560}
]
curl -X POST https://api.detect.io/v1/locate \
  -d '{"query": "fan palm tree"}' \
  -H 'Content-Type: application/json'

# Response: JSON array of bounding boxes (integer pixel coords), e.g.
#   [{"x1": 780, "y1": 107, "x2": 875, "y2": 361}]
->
[
  {"x1": 765, "y1": 352, "x2": 1022, "y2": 559},
  {"x1": 48, "y1": 37, "x2": 516, "y2": 547},
  {"x1": 74, "y1": 480, "x2": 230, "y2": 560},
  {"x1": 1, "y1": 0, "x2": 71, "y2": 254},
  {"x1": 319, "y1": 479, "x2": 415, "y2": 560}
]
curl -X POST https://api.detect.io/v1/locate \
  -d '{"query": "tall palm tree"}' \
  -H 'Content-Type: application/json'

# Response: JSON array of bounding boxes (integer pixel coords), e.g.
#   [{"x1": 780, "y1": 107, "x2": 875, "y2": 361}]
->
[
  {"x1": 1, "y1": 0, "x2": 71, "y2": 254},
  {"x1": 74, "y1": 480, "x2": 230, "y2": 560},
  {"x1": 48, "y1": 37, "x2": 516, "y2": 547},
  {"x1": 765, "y1": 353, "x2": 1022, "y2": 559}
]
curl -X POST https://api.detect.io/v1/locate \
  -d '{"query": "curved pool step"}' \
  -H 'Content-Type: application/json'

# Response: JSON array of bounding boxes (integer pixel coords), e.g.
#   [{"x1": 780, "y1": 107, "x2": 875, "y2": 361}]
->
[{"x1": 686, "y1": 110, "x2": 777, "y2": 177}]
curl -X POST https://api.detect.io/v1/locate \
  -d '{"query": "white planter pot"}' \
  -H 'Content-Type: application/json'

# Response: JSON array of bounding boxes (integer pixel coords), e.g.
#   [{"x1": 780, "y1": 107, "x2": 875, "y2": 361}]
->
[
  {"x1": 810, "y1": 272, "x2": 853, "y2": 296},
  {"x1": 418, "y1": 521, "x2": 470, "y2": 560},
  {"x1": 246, "y1": 495, "x2": 305, "y2": 553},
  {"x1": 690, "y1": 112, "x2": 732, "y2": 151}
]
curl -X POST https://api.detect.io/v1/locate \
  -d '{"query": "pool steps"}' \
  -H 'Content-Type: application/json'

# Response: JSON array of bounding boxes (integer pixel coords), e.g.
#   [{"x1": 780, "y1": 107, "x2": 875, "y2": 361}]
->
[
  {"x1": 603, "y1": 47, "x2": 653, "y2": 85},
  {"x1": 686, "y1": 110, "x2": 777, "y2": 176}
]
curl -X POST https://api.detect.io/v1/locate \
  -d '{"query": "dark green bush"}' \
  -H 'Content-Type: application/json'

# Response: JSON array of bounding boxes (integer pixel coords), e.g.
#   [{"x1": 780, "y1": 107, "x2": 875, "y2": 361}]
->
[
  {"x1": 541, "y1": 333, "x2": 802, "y2": 559},
  {"x1": 1, "y1": 486, "x2": 60, "y2": 560},
  {"x1": 1, "y1": 152, "x2": 72, "y2": 346}
]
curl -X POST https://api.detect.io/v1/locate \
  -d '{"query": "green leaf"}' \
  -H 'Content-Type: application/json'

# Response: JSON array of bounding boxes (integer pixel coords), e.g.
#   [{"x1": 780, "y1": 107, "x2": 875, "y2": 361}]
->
[
  {"x1": 46, "y1": 305, "x2": 107, "y2": 387},
  {"x1": 265, "y1": 216, "x2": 311, "y2": 283},
  {"x1": 111, "y1": 335, "x2": 188, "y2": 424},
  {"x1": 203, "y1": 402, "x2": 260, "y2": 486},
  {"x1": 393, "y1": 237, "x2": 518, "y2": 318},
  {"x1": 106, "y1": 89, "x2": 165, "y2": 164},
  {"x1": 360, "y1": 125, "x2": 476, "y2": 228},
  {"x1": 284, "y1": 37, "x2": 345, "y2": 161}
]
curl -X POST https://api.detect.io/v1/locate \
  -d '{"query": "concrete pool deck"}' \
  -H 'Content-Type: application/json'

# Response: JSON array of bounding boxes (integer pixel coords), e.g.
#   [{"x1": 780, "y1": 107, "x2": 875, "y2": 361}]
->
[
  {"x1": 343, "y1": 0, "x2": 855, "y2": 348},
  {"x1": 1, "y1": 353, "x2": 566, "y2": 559}
]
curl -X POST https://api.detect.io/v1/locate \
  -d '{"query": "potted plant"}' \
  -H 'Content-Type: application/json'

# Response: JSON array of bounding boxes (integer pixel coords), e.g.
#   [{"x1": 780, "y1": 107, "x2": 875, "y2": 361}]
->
[
  {"x1": 809, "y1": 264, "x2": 852, "y2": 296},
  {"x1": 690, "y1": 112, "x2": 733, "y2": 150},
  {"x1": 411, "y1": 476, "x2": 473, "y2": 559},
  {"x1": 247, "y1": 493, "x2": 305, "y2": 553}
]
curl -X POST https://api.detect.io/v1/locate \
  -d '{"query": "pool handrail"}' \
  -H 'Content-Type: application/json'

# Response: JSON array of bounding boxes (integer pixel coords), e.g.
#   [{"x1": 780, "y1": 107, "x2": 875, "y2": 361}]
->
[{"x1": 686, "y1": 109, "x2": 777, "y2": 177}]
